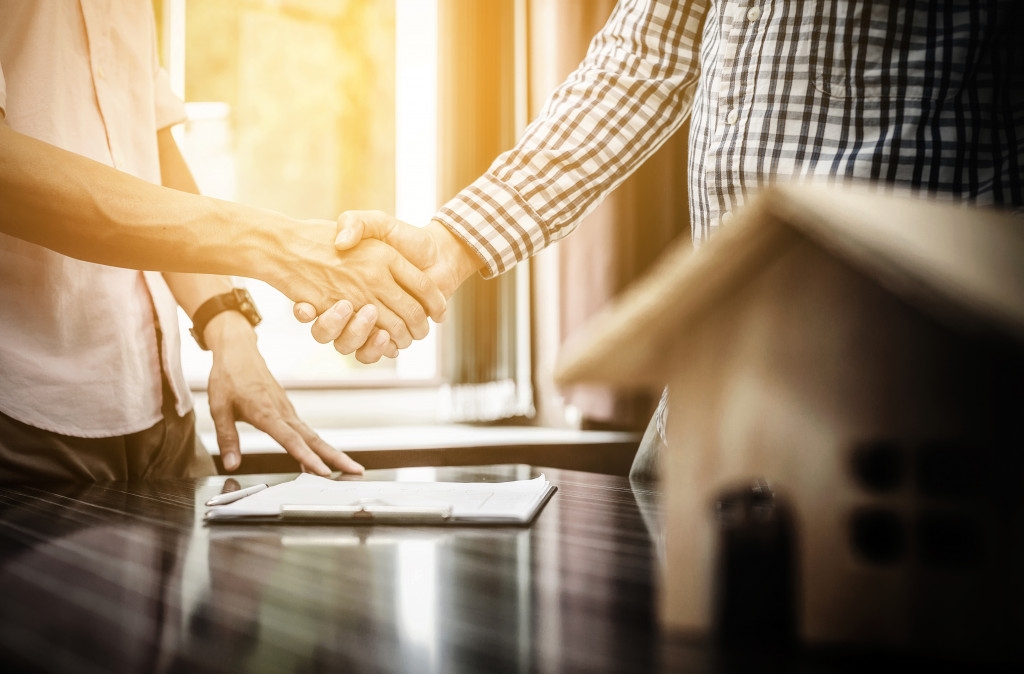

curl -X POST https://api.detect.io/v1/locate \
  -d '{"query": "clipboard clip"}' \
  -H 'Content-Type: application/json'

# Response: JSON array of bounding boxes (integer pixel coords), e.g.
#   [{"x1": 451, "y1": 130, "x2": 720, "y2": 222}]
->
[{"x1": 280, "y1": 504, "x2": 453, "y2": 523}]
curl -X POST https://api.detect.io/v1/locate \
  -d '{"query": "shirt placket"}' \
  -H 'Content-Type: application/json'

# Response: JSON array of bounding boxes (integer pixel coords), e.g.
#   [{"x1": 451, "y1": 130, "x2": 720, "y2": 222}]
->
[
  {"x1": 717, "y1": 0, "x2": 764, "y2": 226},
  {"x1": 78, "y1": 0, "x2": 127, "y2": 173}
]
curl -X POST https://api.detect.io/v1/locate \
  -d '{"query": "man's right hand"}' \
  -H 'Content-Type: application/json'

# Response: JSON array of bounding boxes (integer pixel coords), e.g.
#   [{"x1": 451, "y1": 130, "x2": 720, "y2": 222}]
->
[
  {"x1": 270, "y1": 218, "x2": 448, "y2": 350},
  {"x1": 293, "y1": 212, "x2": 484, "y2": 363}
]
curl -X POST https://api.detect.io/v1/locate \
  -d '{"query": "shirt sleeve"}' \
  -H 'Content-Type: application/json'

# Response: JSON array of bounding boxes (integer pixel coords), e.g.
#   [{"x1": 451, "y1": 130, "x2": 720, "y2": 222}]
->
[
  {"x1": 435, "y1": 0, "x2": 708, "y2": 278},
  {"x1": 148, "y1": 9, "x2": 185, "y2": 130},
  {"x1": 153, "y1": 66, "x2": 186, "y2": 130}
]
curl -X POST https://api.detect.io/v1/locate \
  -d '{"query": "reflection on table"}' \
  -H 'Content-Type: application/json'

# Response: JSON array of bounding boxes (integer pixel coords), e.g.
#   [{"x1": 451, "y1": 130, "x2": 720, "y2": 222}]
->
[{"x1": 0, "y1": 465, "x2": 665, "y2": 673}]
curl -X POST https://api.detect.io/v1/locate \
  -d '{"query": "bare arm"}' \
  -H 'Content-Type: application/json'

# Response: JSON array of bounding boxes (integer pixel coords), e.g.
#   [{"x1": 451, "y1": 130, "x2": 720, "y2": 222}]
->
[
  {"x1": 1, "y1": 121, "x2": 271, "y2": 276},
  {"x1": 155, "y1": 128, "x2": 363, "y2": 476},
  {"x1": 0, "y1": 121, "x2": 445, "y2": 345}
]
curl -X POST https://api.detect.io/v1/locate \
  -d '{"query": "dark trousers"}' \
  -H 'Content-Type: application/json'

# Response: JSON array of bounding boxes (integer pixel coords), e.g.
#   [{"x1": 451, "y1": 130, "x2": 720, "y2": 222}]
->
[{"x1": 0, "y1": 391, "x2": 215, "y2": 483}]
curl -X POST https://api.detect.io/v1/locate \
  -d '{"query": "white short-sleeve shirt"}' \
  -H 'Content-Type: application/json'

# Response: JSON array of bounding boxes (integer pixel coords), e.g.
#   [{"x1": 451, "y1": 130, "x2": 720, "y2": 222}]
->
[{"x1": 0, "y1": 1, "x2": 193, "y2": 437}]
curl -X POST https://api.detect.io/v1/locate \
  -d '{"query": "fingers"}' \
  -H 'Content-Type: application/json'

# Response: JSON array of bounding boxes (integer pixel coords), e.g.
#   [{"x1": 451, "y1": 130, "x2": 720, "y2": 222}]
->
[
  {"x1": 365, "y1": 250, "x2": 443, "y2": 339},
  {"x1": 389, "y1": 254, "x2": 447, "y2": 323},
  {"x1": 310, "y1": 300, "x2": 354, "y2": 344},
  {"x1": 373, "y1": 301, "x2": 417, "y2": 349},
  {"x1": 294, "y1": 302, "x2": 317, "y2": 323},
  {"x1": 303, "y1": 303, "x2": 401, "y2": 360},
  {"x1": 331, "y1": 305, "x2": 381, "y2": 354},
  {"x1": 210, "y1": 398, "x2": 242, "y2": 472},
  {"x1": 304, "y1": 432, "x2": 364, "y2": 474},
  {"x1": 212, "y1": 389, "x2": 334, "y2": 476},
  {"x1": 265, "y1": 415, "x2": 364, "y2": 475},
  {"x1": 267, "y1": 420, "x2": 333, "y2": 476},
  {"x1": 306, "y1": 291, "x2": 419, "y2": 350},
  {"x1": 245, "y1": 407, "x2": 363, "y2": 477},
  {"x1": 355, "y1": 336, "x2": 399, "y2": 364}
]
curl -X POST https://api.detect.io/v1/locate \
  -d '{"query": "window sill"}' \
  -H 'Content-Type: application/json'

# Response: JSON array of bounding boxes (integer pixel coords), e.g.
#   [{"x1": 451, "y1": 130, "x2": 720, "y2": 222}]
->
[{"x1": 200, "y1": 424, "x2": 642, "y2": 477}]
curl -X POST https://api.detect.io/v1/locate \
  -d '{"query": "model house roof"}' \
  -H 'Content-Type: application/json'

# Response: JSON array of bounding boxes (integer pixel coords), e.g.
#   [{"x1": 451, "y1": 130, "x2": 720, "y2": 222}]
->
[{"x1": 555, "y1": 183, "x2": 1024, "y2": 388}]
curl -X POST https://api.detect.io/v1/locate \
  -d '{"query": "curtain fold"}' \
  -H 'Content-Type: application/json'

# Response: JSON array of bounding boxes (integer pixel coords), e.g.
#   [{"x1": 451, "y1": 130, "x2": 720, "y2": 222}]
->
[
  {"x1": 436, "y1": 0, "x2": 690, "y2": 428},
  {"x1": 437, "y1": 0, "x2": 531, "y2": 421},
  {"x1": 529, "y1": 0, "x2": 691, "y2": 430}
]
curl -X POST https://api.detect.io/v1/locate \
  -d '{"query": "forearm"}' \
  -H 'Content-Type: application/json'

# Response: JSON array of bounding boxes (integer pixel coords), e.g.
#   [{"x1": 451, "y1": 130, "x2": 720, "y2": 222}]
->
[
  {"x1": 425, "y1": 220, "x2": 484, "y2": 295},
  {"x1": 152, "y1": 127, "x2": 259, "y2": 345},
  {"x1": 0, "y1": 122, "x2": 295, "y2": 284},
  {"x1": 434, "y1": 0, "x2": 707, "y2": 278}
]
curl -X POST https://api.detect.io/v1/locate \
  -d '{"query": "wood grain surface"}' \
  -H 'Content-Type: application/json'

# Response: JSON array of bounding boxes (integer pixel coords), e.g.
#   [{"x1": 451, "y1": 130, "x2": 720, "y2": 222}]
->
[
  {"x1": 0, "y1": 466, "x2": 670, "y2": 673},
  {"x1": 1, "y1": 465, "x2": 1002, "y2": 673}
]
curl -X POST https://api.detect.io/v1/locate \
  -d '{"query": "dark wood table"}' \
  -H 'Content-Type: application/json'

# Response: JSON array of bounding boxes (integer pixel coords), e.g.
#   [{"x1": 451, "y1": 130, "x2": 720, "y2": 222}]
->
[
  {"x1": 0, "y1": 465, "x2": 680, "y2": 673},
  {"x1": 0, "y1": 465, "x2": 999, "y2": 673}
]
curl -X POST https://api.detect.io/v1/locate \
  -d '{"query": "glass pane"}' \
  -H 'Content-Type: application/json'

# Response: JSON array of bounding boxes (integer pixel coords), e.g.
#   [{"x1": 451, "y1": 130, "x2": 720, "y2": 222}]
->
[{"x1": 167, "y1": 0, "x2": 438, "y2": 386}]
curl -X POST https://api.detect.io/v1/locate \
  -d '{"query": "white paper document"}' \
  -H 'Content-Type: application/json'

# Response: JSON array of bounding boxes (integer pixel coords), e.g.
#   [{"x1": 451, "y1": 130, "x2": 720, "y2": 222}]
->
[{"x1": 205, "y1": 473, "x2": 556, "y2": 525}]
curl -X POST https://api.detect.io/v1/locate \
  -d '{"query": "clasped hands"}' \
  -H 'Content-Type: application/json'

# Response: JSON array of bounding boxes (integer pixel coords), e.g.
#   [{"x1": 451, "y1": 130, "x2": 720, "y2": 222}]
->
[
  {"x1": 288, "y1": 212, "x2": 479, "y2": 363},
  {"x1": 214, "y1": 213, "x2": 477, "y2": 479}
]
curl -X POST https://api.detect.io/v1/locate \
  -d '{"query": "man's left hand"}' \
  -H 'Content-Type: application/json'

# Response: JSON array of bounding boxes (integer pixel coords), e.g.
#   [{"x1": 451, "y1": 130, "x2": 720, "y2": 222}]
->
[{"x1": 205, "y1": 310, "x2": 364, "y2": 476}]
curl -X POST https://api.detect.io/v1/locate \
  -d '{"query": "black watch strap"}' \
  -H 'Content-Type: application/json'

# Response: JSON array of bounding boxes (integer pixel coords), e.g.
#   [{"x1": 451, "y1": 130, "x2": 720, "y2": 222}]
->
[{"x1": 189, "y1": 288, "x2": 262, "y2": 351}]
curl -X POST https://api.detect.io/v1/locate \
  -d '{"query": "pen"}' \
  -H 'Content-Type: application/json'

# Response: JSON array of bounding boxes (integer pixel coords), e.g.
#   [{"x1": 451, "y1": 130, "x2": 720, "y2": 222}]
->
[{"x1": 206, "y1": 483, "x2": 268, "y2": 507}]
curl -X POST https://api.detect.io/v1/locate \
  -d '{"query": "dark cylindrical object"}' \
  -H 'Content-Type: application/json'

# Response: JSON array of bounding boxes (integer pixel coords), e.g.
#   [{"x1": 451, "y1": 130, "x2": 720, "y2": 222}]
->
[{"x1": 711, "y1": 479, "x2": 798, "y2": 657}]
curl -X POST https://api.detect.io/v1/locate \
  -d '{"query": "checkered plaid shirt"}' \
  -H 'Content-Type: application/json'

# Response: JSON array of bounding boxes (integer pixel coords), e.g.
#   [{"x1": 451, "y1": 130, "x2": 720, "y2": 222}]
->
[{"x1": 435, "y1": 0, "x2": 1023, "y2": 278}]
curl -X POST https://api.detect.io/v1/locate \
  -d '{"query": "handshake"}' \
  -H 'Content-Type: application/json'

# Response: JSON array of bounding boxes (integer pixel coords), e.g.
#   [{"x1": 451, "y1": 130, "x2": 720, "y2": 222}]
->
[{"x1": 276, "y1": 210, "x2": 483, "y2": 363}]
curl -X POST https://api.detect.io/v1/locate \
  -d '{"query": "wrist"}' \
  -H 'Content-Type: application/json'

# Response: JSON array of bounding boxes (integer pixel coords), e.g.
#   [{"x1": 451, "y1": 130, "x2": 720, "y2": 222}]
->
[
  {"x1": 261, "y1": 217, "x2": 337, "y2": 307},
  {"x1": 235, "y1": 206, "x2": 312, "y2": 290},
  {"x1": 190, "y1": 288, "x2": 262, "y2": 351},
  {"x1": 203, "y1": 310, "x2": 258, "y2": 352},
  {"x1": 427, "y1": 220, "x2": 484, "y2": 293}
]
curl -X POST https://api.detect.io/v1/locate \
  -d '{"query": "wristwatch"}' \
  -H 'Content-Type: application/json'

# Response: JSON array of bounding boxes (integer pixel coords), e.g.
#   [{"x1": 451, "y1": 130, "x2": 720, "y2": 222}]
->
[{"x1": 189, "y1": 288, "x2": 262, "y2": 351}]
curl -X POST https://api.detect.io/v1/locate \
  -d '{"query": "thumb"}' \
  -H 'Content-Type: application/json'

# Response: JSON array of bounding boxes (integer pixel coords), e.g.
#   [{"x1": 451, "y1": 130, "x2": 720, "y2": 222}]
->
[
  {"x1": 335, "y1": 211, "x2": 437, "y2": 268},
  {"x1": 349, "y1": 211, "x2": 440, "y2": 270},
  {"x1": 334, "y1": 211, "x2": 371, "y2": 250}
]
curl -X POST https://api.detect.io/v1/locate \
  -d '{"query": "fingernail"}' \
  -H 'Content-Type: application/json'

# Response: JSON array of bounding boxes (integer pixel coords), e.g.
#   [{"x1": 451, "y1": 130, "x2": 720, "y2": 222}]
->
[
  {"x1": 329, "y1": 301, "x2": 353, "y2": 320},
  {"x1": 223, "y1": 453, "x2": 239, "y2": 470},
  {"x1": 374, "y1": 331, "x2": 390, "y2": 346},
  {"x1": 435, "y1": 309, "x2": 447, "y2": 323},
  {"x1": 296, "y1": 305, "x2": 315, "y2": 322},
  {"x1": 334, "y1": 230, "x2": 355, "y2": 247},
  {"x1": 356, "y1": 304, "x2": 377, "y2": 322}
]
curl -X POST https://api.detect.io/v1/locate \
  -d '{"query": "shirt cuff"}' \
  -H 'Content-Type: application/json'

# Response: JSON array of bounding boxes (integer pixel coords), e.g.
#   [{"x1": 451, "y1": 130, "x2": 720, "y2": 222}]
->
[
  {"x1": 434, "y1": 173, "x2": 548, "y2": 279},
  {"x1": 153, "y1": 67, "x2": 186, "y2": 130}
]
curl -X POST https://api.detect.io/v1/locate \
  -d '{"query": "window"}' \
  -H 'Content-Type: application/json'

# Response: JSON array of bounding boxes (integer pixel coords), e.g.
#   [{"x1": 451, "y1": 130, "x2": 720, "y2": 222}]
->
[
  {"x1": 156, "y1": 0, "x2": 534, "y2": 432},
  {"x1": 158, "y1": 0, "x2": 439, "y2": 392}
]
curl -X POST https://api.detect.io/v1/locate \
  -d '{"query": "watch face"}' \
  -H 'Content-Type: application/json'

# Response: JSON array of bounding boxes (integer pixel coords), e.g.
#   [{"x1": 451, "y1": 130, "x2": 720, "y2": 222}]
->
[{"x1": 233, "y1": 288, "x2": 262, "y2": 326}]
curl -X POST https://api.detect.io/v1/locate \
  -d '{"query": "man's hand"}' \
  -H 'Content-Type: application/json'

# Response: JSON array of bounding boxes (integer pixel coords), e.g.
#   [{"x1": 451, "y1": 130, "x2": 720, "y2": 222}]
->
[
  {"x1": 271, "y1": 219, "x2": 447, "y2": 350},
  {"x1": 294, "y1": 211, "x2": 484, "y2": 363},
  {"x1": 295, "y1": 298, "x2": 394, "y2": 359},
  {"x1": 205, "y1": 311, "x2": 364, "y2": 476}
]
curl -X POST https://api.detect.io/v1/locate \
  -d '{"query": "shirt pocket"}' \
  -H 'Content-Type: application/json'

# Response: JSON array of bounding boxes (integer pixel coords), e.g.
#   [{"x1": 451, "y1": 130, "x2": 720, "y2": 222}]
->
[{"x1": 808, "y1": 1, "x2": 987, "y2": 102}]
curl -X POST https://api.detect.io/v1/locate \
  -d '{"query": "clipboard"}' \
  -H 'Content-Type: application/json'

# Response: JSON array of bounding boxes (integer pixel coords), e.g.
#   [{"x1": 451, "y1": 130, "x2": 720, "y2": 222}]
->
[{"x1": 204, "y1": 473, "x2": 557, "y2": 525}]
